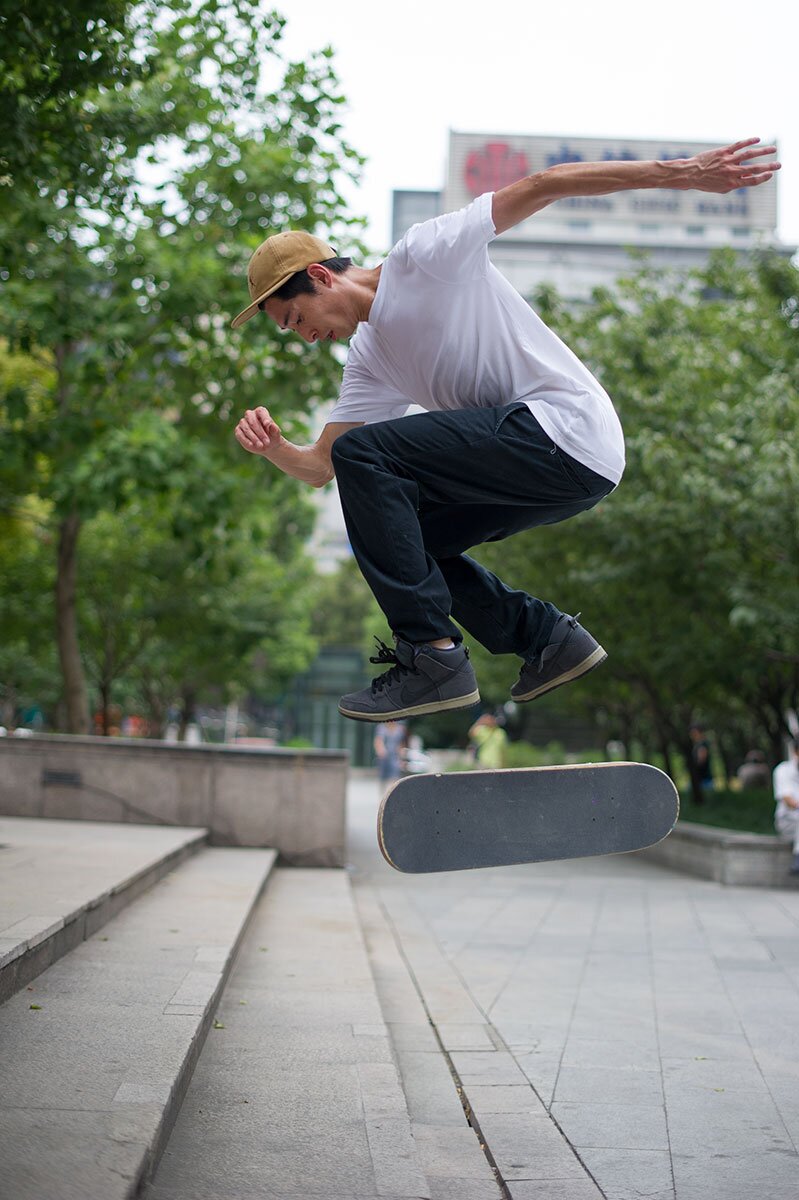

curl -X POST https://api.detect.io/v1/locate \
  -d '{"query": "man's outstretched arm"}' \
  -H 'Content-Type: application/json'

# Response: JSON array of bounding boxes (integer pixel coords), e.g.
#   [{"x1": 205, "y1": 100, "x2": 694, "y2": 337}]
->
[
  {"x1": 492, "y1": 137, "x2": 781, "y2": 236},
  {"x1": 235, "y1": 406, "x2": 362, "y2": 487}
]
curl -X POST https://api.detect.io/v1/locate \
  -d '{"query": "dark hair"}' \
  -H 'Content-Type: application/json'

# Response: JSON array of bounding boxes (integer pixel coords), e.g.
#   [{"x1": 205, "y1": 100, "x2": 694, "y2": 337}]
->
[{"x1": 260, "y1": 256, "x2": 352, "y2": 307}]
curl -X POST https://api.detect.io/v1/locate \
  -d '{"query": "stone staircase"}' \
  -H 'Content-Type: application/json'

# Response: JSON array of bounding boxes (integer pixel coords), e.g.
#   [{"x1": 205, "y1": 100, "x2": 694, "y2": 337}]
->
[
  {"x1": 0, "y1": 816, "x2": 444, "y2": 1200},
  {"x1": 0, "y1": 817, "x2": 276, "y2": 1199}
]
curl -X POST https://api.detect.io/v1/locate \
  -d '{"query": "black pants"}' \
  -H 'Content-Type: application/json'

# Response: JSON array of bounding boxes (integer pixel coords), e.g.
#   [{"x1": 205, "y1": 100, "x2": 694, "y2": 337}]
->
[{"x1": 330, "y1": 404, "x2": 615, "y2": 658}]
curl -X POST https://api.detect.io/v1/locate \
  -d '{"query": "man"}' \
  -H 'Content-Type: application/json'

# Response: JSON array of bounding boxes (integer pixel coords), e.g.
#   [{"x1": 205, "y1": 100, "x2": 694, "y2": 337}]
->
[
  {"x1": 689, "y1": 723, "x2": 715, "y2": 796},
  {"x1": 469, "y1": 712, "x2": 509, "y2": 770},
  {"x1": 774, "y1": 740, "x2": 799, "y2": 875},
  {"x1": 373, "y1": 719, "x2": 407, "y2": 786},
  {"x1": 232, "y1": 139, "x2": 779, "y2": 723}
]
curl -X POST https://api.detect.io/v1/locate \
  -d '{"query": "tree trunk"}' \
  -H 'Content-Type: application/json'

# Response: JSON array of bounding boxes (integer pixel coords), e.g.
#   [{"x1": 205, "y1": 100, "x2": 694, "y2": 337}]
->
[
  {"x1": 635, "y1": 675, "x2": 680, "y2": 786},
  {"x1": 100, "y1": 681, "x2": 111, "y2": 735},
  {"x1": 1, "y1": 685, "x2": 17, "y2": 731},
  {"x1": 684, "y1": 741, "x2": 705, "y2": 805},
  {"x1": 178, "y1": 686, "x2": 197, "y2": 741},
  {"x1": 55, "y1": 512, "x2": 90, "y2": 734},
  {"x1": 144, "y1": 685, "x2": 167, "y2": 739},
  {"x1": 655, "y1": 729, "x2": 675, "y2": 781},
  {"x1": 715, "y1": 733, "x2": 737, "y2": 789}
]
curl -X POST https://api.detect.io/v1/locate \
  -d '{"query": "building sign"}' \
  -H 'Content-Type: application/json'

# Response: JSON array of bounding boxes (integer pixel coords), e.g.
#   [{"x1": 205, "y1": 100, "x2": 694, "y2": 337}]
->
[
  {"x1": 446, "y1": 133, "x2": 778, "y2": 233},
  {"x1": 464, "y1": 143, "x2": 530, "y2": 195}
]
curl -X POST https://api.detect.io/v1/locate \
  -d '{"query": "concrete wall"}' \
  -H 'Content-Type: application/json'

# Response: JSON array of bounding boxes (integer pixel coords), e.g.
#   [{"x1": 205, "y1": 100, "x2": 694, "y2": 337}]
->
[
  {"x1": 639, "y1": 820, "x2": 798, "y2": 887},
  {"x1": 0, "y1": 735, "x2": 348, "y2": 867}
]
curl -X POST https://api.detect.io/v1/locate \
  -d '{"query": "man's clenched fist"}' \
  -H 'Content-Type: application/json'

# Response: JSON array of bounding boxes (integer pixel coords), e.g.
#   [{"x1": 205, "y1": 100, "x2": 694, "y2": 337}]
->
[{"x1": 235, "y1": 407, "x2": 282, "y2": 454}]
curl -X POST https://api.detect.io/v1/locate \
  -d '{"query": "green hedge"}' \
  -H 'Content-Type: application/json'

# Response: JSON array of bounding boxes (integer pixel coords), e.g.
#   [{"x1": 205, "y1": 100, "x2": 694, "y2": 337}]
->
[
  {"x1": 678, "y1": 787, "x2": 776, "y2": 836},
  {"x1": 449, "y1": 740, "x2": 608, "y2": 771}
]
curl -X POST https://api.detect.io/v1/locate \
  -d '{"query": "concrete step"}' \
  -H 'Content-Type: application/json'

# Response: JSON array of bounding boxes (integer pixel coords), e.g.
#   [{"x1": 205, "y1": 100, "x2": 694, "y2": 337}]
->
[
  {"x1": 0, "y1": 843, "x2": 277, "y2": 1200},
  {"x1": 145, "y1": 868, "x2": 430, "y2": 1200},
  {"x1": 0, "y1": 817, "x2": 207, "y2": 1003}
]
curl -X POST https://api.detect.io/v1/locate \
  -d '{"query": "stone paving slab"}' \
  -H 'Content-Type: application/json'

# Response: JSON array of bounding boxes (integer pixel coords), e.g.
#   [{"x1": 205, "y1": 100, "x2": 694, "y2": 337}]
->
[
  {"x1": 367, "y1": 874, "x2": 600, "y2": 1196},
  {"x1": 146, "y1": 869, "x2": 429, "y2": 1200},
  {"x1": 346, "y1": 773, "x2": 799, "y2": 1200},
  {"x1": 507, "y1": 1184, "x2": 607, "y2": 1200},
  {"x1": 0, "y1": 816, "x2": 207, "y2": 1002},
  {"x1": 0, "y1": 845, "x2": 275, "y2": 1200}
]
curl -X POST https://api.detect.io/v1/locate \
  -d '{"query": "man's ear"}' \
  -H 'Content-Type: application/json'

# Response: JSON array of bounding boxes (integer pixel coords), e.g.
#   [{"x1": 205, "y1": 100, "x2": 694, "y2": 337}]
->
[{"x1": 307, "y1": 262, "x2": 332, "y2": 287}]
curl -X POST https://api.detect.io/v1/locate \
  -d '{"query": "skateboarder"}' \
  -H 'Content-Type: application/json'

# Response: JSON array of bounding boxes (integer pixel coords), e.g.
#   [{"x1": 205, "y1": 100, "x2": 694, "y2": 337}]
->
[{"x1": 232, "y1": 139, "x2": 779, "y2": 722}]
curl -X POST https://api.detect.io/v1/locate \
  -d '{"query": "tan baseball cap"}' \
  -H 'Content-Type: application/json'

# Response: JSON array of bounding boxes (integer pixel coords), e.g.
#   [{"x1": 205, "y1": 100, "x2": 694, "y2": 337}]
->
[{"x1": 231, "y1": 230, "x2": 336, "y2": 329}]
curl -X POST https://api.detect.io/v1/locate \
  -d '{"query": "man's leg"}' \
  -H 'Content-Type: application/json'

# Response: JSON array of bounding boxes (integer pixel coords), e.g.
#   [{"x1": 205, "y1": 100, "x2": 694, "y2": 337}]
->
[
  {"x1": 442, "y1": 552, "x2": 561, "y2": 657},
  {"x1": 420, "y1": 497, "x2": 612, "y2": 702},
  {"x1": 775, "y1": 810, "x2": 799, "y2": 874},
  {"x1": 331, "y1": 404, "x2": 610, "y2": 645},
  {"x1": 418, "y1": 500, "x2": 593, "y2": 658},
  {"x1": 331, "y1": 405, "x2": 613, "y2": 719}
]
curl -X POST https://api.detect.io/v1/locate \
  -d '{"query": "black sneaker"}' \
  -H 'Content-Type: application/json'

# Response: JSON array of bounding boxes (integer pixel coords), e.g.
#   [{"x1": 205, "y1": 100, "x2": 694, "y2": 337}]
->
[
  {"x1": 510, "y1": 613, "x2": 607, "y2": 703},
  {"x1": 339, "y1": 637, "x2": 480, "y2": 723}
]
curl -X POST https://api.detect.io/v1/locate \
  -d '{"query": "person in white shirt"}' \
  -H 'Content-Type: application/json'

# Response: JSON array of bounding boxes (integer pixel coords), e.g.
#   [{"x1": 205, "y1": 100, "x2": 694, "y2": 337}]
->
[
  {"x1": 232, "y1": 138, "x2": 779, "y2": 723},
  {"x1": 773, "y1": 740, "x2": 799, "y2": 875}
]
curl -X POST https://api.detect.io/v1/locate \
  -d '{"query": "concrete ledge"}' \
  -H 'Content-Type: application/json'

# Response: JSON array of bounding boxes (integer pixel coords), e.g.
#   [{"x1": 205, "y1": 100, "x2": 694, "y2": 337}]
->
[
  {"x1": 638, "y1": 820, "x2": 799, "y2": 886},
  {"x1": 0, "y1": 734, "x2": 348, "y2": 866}
]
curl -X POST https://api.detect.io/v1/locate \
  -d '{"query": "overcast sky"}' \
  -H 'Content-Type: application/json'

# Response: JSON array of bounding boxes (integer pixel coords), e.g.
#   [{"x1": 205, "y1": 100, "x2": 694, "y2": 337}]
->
[{"x1": 277, "y1": 0, "x2": 798, "y2": 258}]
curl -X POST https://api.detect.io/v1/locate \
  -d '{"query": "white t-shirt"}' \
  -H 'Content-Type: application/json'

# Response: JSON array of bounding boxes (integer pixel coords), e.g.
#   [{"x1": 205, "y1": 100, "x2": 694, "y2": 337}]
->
[
  {"x1": 773, "y1": 758, "x2": 799, "y2": 822},
  {"x1": 327, "y1": 192, "x2": 625, "y2": 484}
]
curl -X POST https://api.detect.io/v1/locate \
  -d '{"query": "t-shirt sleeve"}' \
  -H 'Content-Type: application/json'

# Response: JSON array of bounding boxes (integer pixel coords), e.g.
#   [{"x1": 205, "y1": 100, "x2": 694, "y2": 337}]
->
[
  {"x1": 327, "y1": 352, "x2": 410, "y2": 425},
  {"x1": 396, "y1": 192, "x2": 496, "y2": 283},
  {"x1": 774, "y1": 763, "x2": 798, "y2": 801}
]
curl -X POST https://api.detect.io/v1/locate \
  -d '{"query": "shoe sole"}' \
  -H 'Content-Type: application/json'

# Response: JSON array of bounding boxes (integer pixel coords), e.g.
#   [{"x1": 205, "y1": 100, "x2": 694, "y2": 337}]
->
[
  {"x1": 338, "y1": 689, "x2": 481, "y2": 723},
  {"x1": 511, "y1": 646, "x2": 607, "y2": 703}
]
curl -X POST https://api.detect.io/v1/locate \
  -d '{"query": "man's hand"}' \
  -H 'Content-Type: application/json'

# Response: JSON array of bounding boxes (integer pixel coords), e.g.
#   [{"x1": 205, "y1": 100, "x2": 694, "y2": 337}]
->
[
  {"x1": 232, "y1": 411, "x2": 361, "y2": 487},
  {"x1": 492, "y1": 136, "x2": 781, "y2": 235},
  {"x1": 235, "y1": 406, "x2": 282, "y2": 455},
  {"x1": 676, "y1": 138, "x2": 781, "y2": 193}
]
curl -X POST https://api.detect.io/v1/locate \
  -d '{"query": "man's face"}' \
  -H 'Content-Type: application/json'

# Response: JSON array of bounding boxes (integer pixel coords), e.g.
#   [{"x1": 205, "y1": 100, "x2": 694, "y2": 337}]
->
[{"x1": 262, "y1": 272, "x2": 357, "y2": 345}]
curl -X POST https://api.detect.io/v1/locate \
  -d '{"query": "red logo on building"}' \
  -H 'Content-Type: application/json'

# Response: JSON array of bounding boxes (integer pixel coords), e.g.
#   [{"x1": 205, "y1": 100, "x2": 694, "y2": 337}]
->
[{"x1": 464, "y1": 142, "x2": 529, "y2": 196}]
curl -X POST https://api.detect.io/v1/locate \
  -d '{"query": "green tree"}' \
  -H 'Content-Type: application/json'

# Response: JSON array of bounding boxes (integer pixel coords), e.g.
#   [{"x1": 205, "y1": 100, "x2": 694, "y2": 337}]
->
[
  {"x1": 0, "y1": 503, "x2": 59, "y2": 728},
  {"x1": 0, "y1": 5, "x2": 363, "y2": 731},
  {"x1": 310, "y1": 555, "x2": 387, "y2": 649},
  {"x1": 80, "y1": 476, "x2": 318, "y2": 735},
  {"x1": 0, "y1": 1, "x2": 138, "y2": 196}
]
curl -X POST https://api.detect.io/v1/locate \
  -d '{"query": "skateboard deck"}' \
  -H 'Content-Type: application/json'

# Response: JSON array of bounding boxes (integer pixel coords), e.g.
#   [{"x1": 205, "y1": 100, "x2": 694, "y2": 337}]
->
[{"x1": 377, "y1": 761, "x2": 679, "y2": 874}]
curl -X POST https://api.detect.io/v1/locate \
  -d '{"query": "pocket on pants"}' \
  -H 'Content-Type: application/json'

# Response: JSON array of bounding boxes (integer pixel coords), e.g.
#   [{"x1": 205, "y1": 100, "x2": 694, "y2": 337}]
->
[
  {"x1": 554, "y1": 448, "x2": 593, "y2": 496},
  {"x1": 493, "y1": 402, "x2": 533, "y2": 434}
]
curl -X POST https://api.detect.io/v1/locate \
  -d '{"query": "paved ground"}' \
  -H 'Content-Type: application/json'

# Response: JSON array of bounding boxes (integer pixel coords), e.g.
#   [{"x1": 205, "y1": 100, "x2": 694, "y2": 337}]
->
[{"x1": 347, "y1": 772, "x2": 799, "y2": 1200}]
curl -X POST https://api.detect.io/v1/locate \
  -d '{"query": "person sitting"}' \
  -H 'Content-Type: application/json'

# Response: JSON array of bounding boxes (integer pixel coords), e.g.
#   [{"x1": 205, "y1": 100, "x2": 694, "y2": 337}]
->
[
  {"x1": 773, "y1": 740, "x2": 799, "y2": 876},
  {"x1": 737, "y1": 749, "x2": 770, "y2": 790}
]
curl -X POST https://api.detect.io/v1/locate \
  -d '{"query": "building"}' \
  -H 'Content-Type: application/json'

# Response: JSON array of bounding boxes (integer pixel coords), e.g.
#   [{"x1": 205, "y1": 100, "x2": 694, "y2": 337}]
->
[{"x1": 394, "y1": 131, "x2": 789, "y2": 302}]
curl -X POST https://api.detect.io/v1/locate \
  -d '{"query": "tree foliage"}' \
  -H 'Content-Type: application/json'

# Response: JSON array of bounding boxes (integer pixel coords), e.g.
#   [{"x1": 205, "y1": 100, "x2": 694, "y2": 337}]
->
[
  {"x1": 0, "y1": 3, "x2": 364, "y2": 731},
  {"x1": 0, "y1": 1, "x2": 138, "y2": 196}
]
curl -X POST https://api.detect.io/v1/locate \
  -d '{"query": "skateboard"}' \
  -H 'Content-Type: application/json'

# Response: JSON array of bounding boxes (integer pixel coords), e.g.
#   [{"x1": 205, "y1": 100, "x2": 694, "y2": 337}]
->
[{"x1": 377, "y1": 761, "x2": 679, "y2": 874}]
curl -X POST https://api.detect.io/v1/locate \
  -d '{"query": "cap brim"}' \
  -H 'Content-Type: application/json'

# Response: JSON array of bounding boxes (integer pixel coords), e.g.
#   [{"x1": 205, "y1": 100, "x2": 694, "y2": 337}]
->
[
  {"x1": 230, "y1": 300, "x2": 261, "y2": 329},
  {"x1": 230, "y1": 269, "x2": 303, "y2": 330}
]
